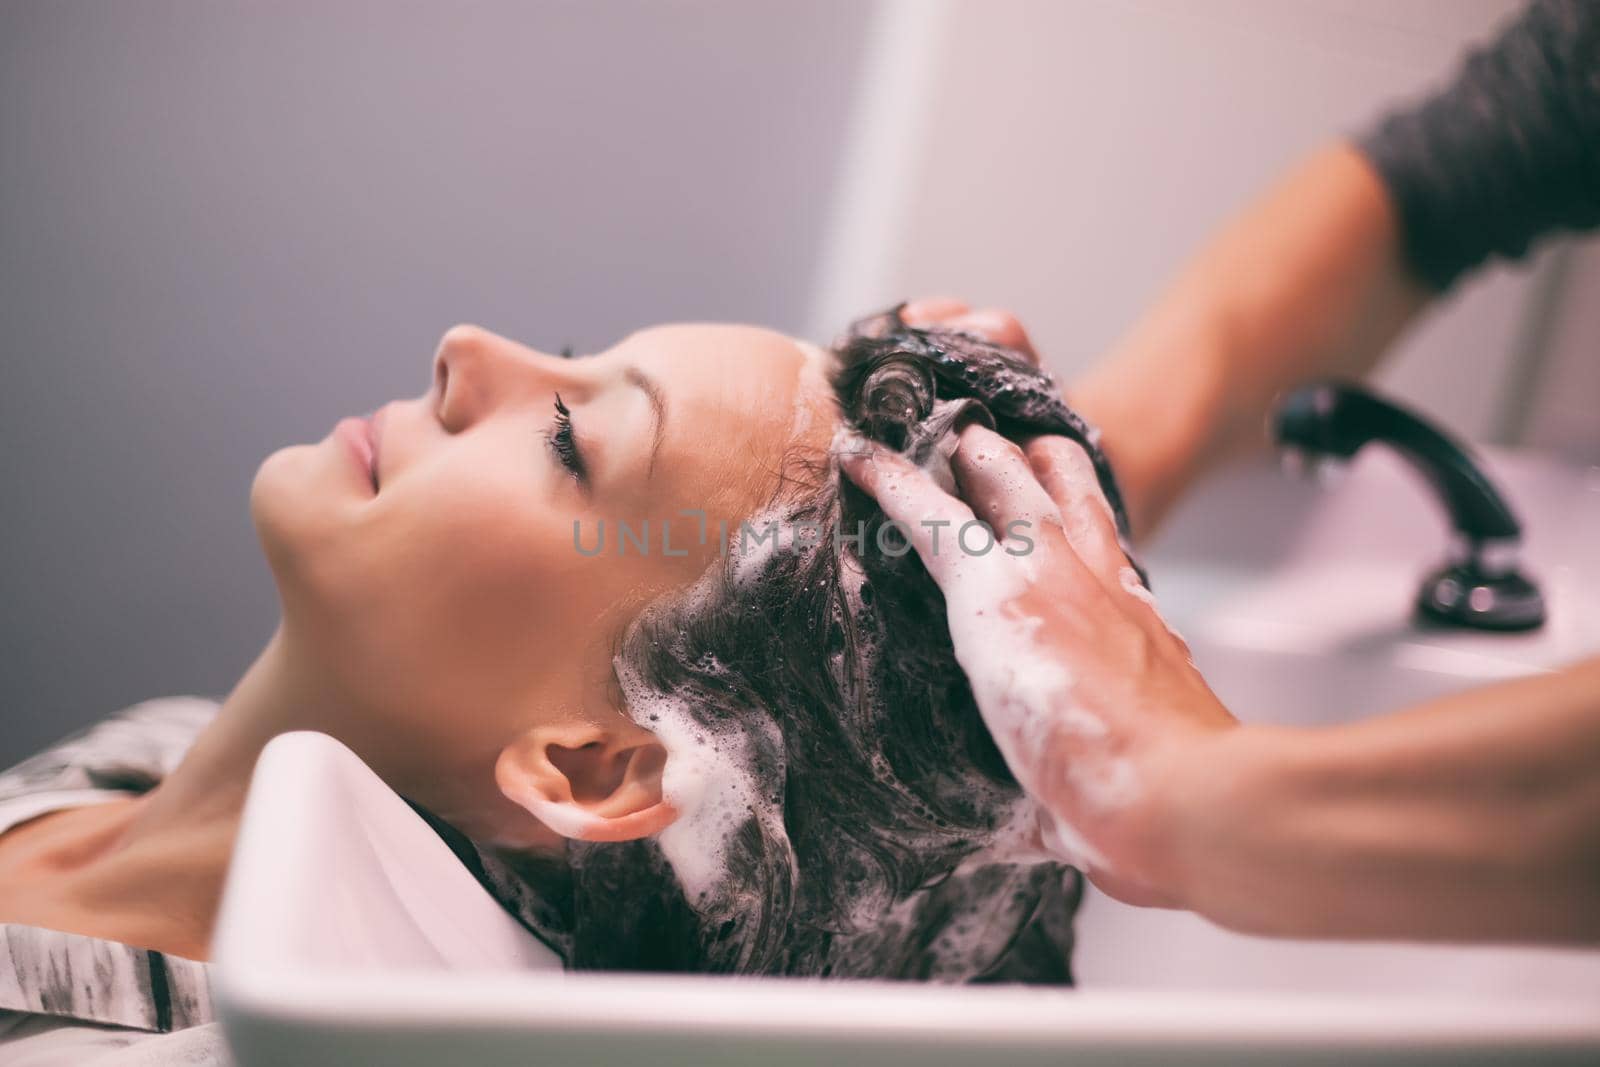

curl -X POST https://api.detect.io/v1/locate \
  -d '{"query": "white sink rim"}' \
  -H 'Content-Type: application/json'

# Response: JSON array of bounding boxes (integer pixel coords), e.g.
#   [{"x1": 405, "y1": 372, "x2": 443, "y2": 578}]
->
[{"x1": 214, "y1": 732, "x2": 1600, "y2": 1064}]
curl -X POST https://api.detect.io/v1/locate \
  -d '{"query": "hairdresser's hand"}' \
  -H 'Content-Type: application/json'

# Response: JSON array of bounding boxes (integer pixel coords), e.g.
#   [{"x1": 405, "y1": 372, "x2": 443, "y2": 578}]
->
[
  {"x1": 901, "y1": 297, "x2": 1040, "y2": 365},
  {"x1": 838, "y1": 425, "x2": 1236, "y2": 906}
]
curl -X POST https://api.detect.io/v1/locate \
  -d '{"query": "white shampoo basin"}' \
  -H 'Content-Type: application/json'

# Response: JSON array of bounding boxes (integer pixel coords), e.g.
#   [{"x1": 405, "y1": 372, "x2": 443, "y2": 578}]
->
[{"x1": 214, "y1": 731, "x2": 1600, "y2": 1066}]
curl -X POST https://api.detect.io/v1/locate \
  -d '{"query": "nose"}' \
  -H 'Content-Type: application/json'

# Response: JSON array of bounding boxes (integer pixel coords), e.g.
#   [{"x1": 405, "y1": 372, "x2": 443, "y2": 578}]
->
[{"x1": 431, "y1": 324, "x2": 570, "y2": 432}]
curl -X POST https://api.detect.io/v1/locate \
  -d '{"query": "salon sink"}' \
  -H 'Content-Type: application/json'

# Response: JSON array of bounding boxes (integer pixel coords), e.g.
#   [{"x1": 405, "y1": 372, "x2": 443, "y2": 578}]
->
[
  {"x1": 214, "y1": 448, "x2": 1600, "y2": 1065},
  {"x1": 217, "y1": 732, "x2": 1600, "y2": 1066},
  {"x1": 1075, "y1": 446, "x2": 1600, "y2": 996}
]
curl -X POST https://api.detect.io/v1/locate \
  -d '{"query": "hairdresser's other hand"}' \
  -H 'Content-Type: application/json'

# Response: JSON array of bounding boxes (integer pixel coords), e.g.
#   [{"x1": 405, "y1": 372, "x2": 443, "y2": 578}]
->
[
  {"x1": 838, "y1": 425, "x2": 1236, "y2": 906},
  {"x1": 902, "y1": 297, "x2": 1040, "y2": 365}
]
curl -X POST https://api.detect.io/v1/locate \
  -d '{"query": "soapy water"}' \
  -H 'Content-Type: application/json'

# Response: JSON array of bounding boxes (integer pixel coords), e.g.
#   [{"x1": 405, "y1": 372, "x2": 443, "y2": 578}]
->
[
  {"x1": 590, "y1": 488, "x2": 1085, "y2": 977},
  {"x1": 832, "y1": 306, "x2": 1159, "y2": 874},
  {"x1": 613, "y1": 579, "x2": 789, "y2": 909}
]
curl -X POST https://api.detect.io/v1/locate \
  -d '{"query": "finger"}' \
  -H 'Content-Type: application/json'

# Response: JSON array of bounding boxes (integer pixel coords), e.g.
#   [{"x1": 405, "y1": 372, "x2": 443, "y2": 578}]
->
[
  {"x1": 901, "y1": 297, "x2": 970, "y2": 328},
  {"x1": 835, "y1": 434, "x2": 978, "y2": 585},
  {"x1": 1024, "y1": 436, "x2": 1183, "y2": 647},
  {"x1": 949, "y1": 425, "x2": 1062, "y2": 547},
  {"x1": 945, "y1": 307, "x2": 1040, "y2": 365},
  {"x1": 1023, "y1": 436, "x2": 1128, "y2": 585}
]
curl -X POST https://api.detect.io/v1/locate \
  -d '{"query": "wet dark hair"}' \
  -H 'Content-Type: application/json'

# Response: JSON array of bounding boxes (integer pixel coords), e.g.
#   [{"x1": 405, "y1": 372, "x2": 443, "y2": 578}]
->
[{"x1": 423, "y1": 306, "x2": 1140, "y2": 984}]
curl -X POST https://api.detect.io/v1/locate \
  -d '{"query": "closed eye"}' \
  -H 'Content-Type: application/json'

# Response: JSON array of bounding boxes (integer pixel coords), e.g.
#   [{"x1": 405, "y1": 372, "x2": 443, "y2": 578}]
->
[{"x1": 543, "y1": 393, "x2": 587, "y2": 486}]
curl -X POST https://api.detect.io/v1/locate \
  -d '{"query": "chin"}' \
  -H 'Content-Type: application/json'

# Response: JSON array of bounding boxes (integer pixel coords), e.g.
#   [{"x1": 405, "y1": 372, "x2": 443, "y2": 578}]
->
[
  {"x1": 250, "y1": 444, "x2": 391, "y2": 646},
  {"x1": 249, "y1": 444, "x2": 325, "y2": 588}
]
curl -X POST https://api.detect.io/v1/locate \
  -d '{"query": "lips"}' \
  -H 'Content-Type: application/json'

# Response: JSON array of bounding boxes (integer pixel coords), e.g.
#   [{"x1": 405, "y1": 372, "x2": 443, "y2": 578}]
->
[
  {"x1": 369, "y1": 405, "x2": 386, "y2": 489},
  {"x1": 334, "y1": 414, "x2": 379, "y2": 492}
]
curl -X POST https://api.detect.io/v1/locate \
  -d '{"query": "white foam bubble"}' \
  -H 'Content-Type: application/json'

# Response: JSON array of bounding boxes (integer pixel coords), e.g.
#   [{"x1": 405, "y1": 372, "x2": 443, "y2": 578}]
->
[
  {"x1": 614, "y1": 548, "x2": 792, "y2": 907},
  {"x1": 628, "y1": 673, "x2": 775, "y2": 905},
  {"x1": 503, "y1": 785, "x2": 604, "y2": 841}
]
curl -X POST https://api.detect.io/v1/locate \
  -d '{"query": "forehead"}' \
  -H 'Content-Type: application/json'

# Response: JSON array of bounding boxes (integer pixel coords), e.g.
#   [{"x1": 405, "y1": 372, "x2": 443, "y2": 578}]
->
[
  {"x1": 616, "y1": 322, "x2": 804, "y2": 387},
  {"x1": 609, "y1": 323, "x2": 838, "y2": 517}
]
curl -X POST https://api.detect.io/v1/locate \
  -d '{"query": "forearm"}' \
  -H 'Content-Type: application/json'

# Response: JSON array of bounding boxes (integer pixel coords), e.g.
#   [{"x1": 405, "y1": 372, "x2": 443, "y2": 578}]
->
[
  {"x1": 1162, "y1": 656, "x2": 1600, "y2": 943},
  {"x1": 1073, "y1": 143, "x2": 1432, "y2": 538}
]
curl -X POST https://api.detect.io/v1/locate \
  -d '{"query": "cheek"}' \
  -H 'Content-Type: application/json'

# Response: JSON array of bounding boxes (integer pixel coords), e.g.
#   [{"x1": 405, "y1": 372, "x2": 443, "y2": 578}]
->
[
  {"x1": 404, "y1": 496, "x2": 553, "y2": 630},
  {"x1": 306, "y1": 472, "x2": 605, "y2": 690}
]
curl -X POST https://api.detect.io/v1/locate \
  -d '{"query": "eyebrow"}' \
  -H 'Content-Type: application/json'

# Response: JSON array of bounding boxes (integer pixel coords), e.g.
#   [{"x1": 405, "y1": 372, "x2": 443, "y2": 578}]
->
[{"x1": 626, "y1": 366, "x2": 667, "y2": 476}]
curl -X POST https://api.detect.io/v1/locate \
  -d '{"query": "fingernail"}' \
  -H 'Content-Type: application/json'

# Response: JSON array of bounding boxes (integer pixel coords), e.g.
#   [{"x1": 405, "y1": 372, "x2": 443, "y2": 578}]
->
[{"x1": 832, "y1": 429, "x2": 876, "y2": 471}]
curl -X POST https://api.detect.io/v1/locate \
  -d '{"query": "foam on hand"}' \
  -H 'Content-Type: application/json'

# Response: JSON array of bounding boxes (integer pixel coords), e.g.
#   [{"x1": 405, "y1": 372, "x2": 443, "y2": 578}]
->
[
  {"x1": 938, "y1": 562, "x2": 1128, "y2": 872},
  {"x1": 834, "y1": 424, "x2": 1150, "y2": 876}
]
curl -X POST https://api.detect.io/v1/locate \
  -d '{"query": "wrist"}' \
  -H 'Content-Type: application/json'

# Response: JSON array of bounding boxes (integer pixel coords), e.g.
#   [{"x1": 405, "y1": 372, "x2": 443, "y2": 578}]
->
[
  {"x1": 1153, "y1": 723, "x2": 1328, "y2": 933},
  {"x1": 1134, "y1": 722, "x2": 1279, "y2": 917}
]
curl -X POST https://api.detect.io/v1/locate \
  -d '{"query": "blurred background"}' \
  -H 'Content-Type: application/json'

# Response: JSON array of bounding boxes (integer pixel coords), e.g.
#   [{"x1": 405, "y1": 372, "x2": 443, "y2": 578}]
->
[{"x1": 3, "y1": 0, "x2": 1596, "y2": 767}]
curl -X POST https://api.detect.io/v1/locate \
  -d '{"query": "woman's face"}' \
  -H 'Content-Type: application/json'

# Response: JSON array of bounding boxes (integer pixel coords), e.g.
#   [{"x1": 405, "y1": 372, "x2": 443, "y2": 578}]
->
[{"x1": 250, "y1": 323, "x2": 836, "y2": 840}]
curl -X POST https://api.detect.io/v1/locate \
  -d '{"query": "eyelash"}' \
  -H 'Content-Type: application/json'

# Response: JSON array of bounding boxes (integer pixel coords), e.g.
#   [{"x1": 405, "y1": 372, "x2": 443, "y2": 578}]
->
[{"x1": 545, "y1": 393, "x2": 587, "y2": 484}]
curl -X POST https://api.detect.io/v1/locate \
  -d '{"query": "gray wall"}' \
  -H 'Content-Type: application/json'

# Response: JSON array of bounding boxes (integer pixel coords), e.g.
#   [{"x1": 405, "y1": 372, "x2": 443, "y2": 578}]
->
[
  {"x1": 0, "y1": 1, "x2": 870, "y2": 765},
  {"x1": 855, "y1": 0, "x2": 1575, "y2": 446}
]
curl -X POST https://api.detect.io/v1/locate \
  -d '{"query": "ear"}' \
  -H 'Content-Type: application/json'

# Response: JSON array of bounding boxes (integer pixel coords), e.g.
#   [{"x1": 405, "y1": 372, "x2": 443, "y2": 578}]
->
[{"x1": 494, "y1": 719, "x2": 676, "y2": 843}]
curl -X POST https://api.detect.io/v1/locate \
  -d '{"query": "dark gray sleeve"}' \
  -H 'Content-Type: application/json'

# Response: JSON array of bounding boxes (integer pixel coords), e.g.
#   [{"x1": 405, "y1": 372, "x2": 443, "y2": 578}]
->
[{"x1": 1356, "y1": 0, "x2": 1600, "y2": 291}]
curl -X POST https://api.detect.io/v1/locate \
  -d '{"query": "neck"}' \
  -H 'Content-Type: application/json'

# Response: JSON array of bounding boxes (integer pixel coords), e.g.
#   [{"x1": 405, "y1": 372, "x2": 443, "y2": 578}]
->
[
  {"x1": 128, "y1": 626, "x2": 326, "y2": 839},
  {"x1": 63, "y1": 625, "x2": 337, "y2": 958},
  {"x1": 45, "y1": 625, "x2": 556, "y2": 959}
]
